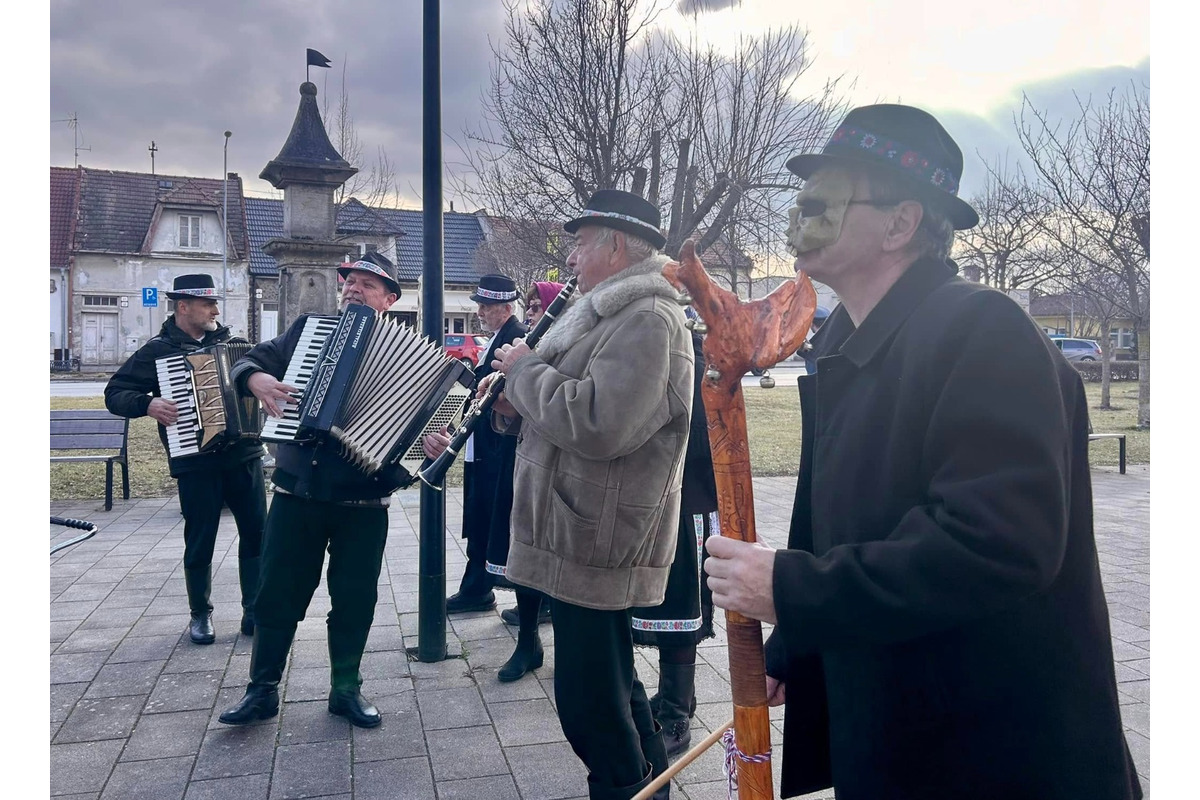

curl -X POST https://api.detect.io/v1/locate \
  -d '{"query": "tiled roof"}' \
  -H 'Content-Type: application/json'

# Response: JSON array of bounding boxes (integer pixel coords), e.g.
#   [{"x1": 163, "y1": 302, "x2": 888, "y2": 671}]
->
[
  {"x1": 243, "y1": 197, "x2": 486, "y2": 285},
  {"x1": 50, "y1": 166, "x2": 79, "y2": 269},
  {"x1": 70, "y1": 167, "x2": 249, "y2": 259},
  {"x1": 1029, "y1": 294, "x2": 1075, "y2": 316}
]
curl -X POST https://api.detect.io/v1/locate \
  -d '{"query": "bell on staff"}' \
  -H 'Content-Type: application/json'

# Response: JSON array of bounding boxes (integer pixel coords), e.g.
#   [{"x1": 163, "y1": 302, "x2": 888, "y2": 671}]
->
[
  {"x1": 693, "y1": 321, "x2": 708, "y2": 334},
  {"x1": 760, "y1": 371, "x2": 776, "y2": 389},
  {"x1": 676, "y1": 293, "x2": 693, "y2": 306},
  {"x1": 705, "y1": 366, "x2": 721, "y2": 381},
  {"x1": 685, "y1": 317, "x2": 696, "y2": 330}
]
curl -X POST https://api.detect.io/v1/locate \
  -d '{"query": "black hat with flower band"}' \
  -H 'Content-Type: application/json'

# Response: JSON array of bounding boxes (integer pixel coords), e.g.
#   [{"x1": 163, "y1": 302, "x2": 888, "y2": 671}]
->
[
  {"x1": 469, "y1": 273, "x2": 520, "y2": 304},
  {"x1": 337, "y1": 251, "x2": 402, "y2": 296},
  {"x1": 563, "y1": 189, "x2": 666, "y2": 250},
  {"x1": 166, "y1": 273, "x2": 224, "y2": 301},
  {"x1": 785, "y1": 104, "x2": 979, "y2": 230}
]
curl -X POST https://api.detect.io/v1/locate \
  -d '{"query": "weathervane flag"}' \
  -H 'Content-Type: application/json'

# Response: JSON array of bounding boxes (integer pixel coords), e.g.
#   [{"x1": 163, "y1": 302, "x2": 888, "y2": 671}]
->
[{"x1": 306, "y1": 48, "x2": 332, "y2": 82}]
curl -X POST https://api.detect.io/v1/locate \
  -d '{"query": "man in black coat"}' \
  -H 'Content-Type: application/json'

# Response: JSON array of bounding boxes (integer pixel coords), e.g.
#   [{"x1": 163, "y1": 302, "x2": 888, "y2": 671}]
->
[
  {"x1": 445, "y1": 273, "x2": 527, "y2": 614},
  {"x1": 104, "y1": 273, "x2": 266, "y2": 645},
  {"x1": 703, "y1": 105, "x2": 1142, "y2": 799},
  {"x1": 218, "y1": 253, "x2": 405, "y2": 730}
]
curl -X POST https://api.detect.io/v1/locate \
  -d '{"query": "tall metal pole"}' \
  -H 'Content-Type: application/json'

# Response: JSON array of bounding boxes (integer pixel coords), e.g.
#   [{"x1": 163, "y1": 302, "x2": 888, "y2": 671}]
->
[
  {"x1": 223, "y1": 131, "x2": 232, "y2": 306},
  {"x1": 417, "y1": 0, "x2": 448, "y2": 662}
]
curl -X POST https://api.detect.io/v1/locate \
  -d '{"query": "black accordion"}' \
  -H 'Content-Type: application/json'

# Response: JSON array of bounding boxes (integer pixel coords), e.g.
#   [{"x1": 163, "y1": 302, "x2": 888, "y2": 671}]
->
[
  {"x1": 261, "y1": 304, "x2": 475, "y2": 480},
  {"x1": 155, "y1": 342, "x2": 261, "y2": 459}
]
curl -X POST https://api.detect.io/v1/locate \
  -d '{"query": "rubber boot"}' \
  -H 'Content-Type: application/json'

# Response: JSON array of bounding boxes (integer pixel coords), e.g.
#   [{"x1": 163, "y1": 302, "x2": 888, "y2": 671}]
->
[
  {"x1": 218, "y1": 624, "x2": 291, "y2": 724},
  {"x1": 184, "y1": 566, "x2": 215, "y2": 644},
  {"x1": 498, "y1": 591, "x2": 545, "y2": 682},
  {"x1": 238, "y1": 557, "x2": 261, "y2": 636},
  {"x1": 655, "y1": 662, "x2": 696, "y2": 758}
]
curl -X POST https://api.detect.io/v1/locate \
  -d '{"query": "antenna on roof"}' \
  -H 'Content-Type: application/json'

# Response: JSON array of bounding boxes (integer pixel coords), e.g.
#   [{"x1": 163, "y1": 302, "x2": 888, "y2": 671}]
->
[
  {"x1": 148, "y1": 141, "x2": 158, "y2": 175},
  {"x1": 51, "y1": 112, "x2": 91, "y2": 167}
]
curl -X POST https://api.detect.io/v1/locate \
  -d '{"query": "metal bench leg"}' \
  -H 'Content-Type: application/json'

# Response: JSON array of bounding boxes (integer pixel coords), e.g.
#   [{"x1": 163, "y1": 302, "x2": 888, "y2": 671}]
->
[
  {"x1": 1119, "y1": 437, "x2": 1126, "y2": 475},
  {"x1": 104, "y1": 459, "x2": 114, "y2": 511},
  {"x1": 121, "y1": 460, "x2": 130, "y2": 499}
]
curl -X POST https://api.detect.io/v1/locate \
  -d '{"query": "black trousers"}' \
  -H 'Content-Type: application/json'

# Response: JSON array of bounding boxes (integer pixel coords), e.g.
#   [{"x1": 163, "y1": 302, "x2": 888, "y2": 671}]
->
[
  {"x1": 551, "y1": 599, "x2": 657, "y2": 791},
  {"x1": 177, "y1": 457, "x2": 266, "y2": 571},
  {"x1": 458, "y1": 459, "x2": 496, "y2": 598},
  {"x1": 255, "y1": 493, "x2": 388, "y2": 690}
]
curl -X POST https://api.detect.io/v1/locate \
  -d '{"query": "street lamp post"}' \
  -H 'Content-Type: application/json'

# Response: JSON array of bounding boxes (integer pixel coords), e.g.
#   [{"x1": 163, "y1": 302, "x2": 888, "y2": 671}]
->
[{"x1": 223, "y1": 131, "x2": 232, "y2": 309}]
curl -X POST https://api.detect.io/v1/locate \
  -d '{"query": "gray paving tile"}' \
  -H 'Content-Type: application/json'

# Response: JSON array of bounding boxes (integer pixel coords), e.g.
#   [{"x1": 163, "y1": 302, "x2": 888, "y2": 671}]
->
[
  {"x1": 122, "y1": 709, "x2": 210, "y2": 761},
  {"x1": 145, "y1": 670, "x2": 223, "y2": 714},
  {"x1": 352, "y1": 756, "x2": 435, "y2": 800},
  {"x1": 269, "y1": 740, "x2": 352, "y2": 799},
  {"x1": 184, "y1": 774, "x2": 270, "y2": 800},
  {"x1": 50, "y1": 651, "x2": 110, "y2": 685},
  {"x1": 283, "y1": 666, "x2": 330, "y2": 703},
  {"x1": 54, "y1": 627, "x2": 121, "y2": 656},
  {"x1": 99, "y1": 754, "x2": 193, "y2": 800},
  {"x1": 426, "y1": 725, "x2": 508, "y2": 782},
  {"x1": 51, "y1": 681, "x2": 90, "y2": 724},
  {"x1": 84, "y1": 659, "x2": 166, "y2": 699},
  {"x1": 163, "y1": 639, "x2": 236, "y2": 674},
  {"x1": 490, "y1": 698, "x2": 565, "y2": 746},
  {"x1": 77, "y1": 606, "x2": 144, "y2": 631},
  {"x1": 416, "y1": 686, "x2": 490, "y2": 730},
  {"x1": 351, "y1": 691, "x2": 426, "y2": 763},
  {"x1": 507, "y1": 741, "x2": 590, "y2": 800},
  {"x1": 359, "y1": 648, "x2": 412, "y2": 680},
  {"x1": 56, "y1": 582, "x2": 119, "y2": 603},
  {"x1": 129, "y1": 613, "x2": 192, "y2": 637},
  {"x1": 192, "y1": 725, "x2": 278, "y2": 781},
  {"x1": 277, "y1": 699, "x2": 353, "y2": 746},
  {"x1": 435, "y1": 775, "x2": 521, "y2": 800},
  {"x1": 109, "y1": 633, "x2": 182, "y2": 664},
  {"x1": 49, "y1": 739, "x2": 125, "y2": 795},
  {"x1": 55, "y1": 694, "x2": 146, "y2": 743}
]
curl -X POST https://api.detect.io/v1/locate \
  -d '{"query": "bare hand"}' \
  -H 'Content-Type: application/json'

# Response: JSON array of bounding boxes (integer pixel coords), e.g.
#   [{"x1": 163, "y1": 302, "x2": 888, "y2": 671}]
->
[
  {"x1": 766, "y1": 676, "x2": 786, "y2": 707},
  {"x1": 476, "y1": 371, "x2": 501, "y2": 401},
  {"x1": 704, "y1": 535, "x2": 778, "y2": 625},
  {"x1": 147, "y1": 397, "x2": 178, "y2": 426},
  {"x1": 247, "y1": 372, "x2": 300, "y2": 418},
  {"x1": 492, "y1": 339, "x2": 532, "y2": 374},
  {"x1": 422, "y1": 426, "x2": 450, "y2": 460}
]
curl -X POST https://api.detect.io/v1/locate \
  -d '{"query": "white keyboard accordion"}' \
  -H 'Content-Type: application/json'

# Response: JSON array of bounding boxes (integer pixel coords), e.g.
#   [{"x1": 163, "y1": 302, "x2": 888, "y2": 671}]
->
[
  {"x1": 260, "y1": 305, "x2": 475, "y2": 480},
  {"x1": 155, "y1": 342, "x2": 261, "y2": 459}
]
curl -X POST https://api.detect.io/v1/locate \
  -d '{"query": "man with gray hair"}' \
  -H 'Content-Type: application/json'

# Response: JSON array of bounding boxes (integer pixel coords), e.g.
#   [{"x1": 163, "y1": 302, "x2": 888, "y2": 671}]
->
[
  {"x1": 489, "y1": 189, "x2": 693, "y2": 799},
  {"x1": 703, "y1": 104, "x2": 1142, "y2": 799}
]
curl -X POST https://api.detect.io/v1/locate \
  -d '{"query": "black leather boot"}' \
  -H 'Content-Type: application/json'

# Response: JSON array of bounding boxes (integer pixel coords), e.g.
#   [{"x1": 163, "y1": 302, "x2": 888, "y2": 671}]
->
[
  {"x1": 328, "y1": 688, "x2": 381, "y2": 728},
  {"x1": 655, "y1": 662, "x2": 697, "y2": 758},
  {"x1": 498, "y1": 591, "x2": 545, "y2": 682},
  {"x1": 328, "y1": 623, "x2": 380, "y2": 727},
  {"x1": 238, "y1": 557, "x2": 261, "y2": 636},
  {"x1": 218, "y1": 624, "x2": 292, "y2": 724},
  {"x1": 184, "y1": 566, "x2": 215, "y2": 644},
  {"x1": 641, "y1": 722, "x2": 671, "y2": 799}
]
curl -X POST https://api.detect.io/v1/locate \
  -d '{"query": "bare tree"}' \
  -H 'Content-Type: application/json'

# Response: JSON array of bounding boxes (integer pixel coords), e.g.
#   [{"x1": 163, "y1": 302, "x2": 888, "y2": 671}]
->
[
  {"x1": 450, "y1": 0, "x2": 848, "y2": 290},
  {"x1": 1007, "y1": 83, "x2": 1150, "y2": 427},
  {"x1": 955, "y1": 161, "x2": 1060, "y2": 292}
]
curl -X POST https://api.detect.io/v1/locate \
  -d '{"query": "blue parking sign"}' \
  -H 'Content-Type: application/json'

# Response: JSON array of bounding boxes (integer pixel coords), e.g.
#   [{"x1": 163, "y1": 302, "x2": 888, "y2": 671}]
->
[{"x1": 142, "y1": 287, "x2": 158, "y2": 307}]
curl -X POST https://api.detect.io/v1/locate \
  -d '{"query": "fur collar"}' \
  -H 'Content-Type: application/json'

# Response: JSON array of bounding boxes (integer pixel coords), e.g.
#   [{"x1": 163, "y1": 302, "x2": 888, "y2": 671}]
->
[{"x1": 537, "y1": 254, "x2": 678, "y2": 360}]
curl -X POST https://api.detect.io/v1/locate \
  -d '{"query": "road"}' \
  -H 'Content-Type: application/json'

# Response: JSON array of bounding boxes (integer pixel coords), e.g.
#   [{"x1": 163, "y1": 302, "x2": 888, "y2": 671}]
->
[{"x1": 51, "y1": 361, "x2": 809, "y2": 399}]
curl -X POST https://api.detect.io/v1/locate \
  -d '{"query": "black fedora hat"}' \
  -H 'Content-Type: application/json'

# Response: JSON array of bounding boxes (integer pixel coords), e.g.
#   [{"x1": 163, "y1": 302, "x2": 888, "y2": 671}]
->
[
  {"x1": 786, "y1": 104, "x2": 979, "y2": 230},
  {"x1": 166, "y1": 273, "x2": 223, "y2": 301},
  {"x1": 337, "y1": 251, "x2": 402, "y2": 296},
  {"x1": 469, "y1": 273, "x2": 519, "y2": 304},
  {"x1": 563, "y1": 189, "x2": 666, "y2": 250}
]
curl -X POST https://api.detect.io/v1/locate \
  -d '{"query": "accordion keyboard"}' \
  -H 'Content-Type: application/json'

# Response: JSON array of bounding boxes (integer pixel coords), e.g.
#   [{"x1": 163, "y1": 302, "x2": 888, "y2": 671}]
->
[
  {"x1": 261, "y1": 316, "x2": 340, "y2": 442},
  {"x1": 156, "y1": 354, "x2": 201, "y2": 457}
]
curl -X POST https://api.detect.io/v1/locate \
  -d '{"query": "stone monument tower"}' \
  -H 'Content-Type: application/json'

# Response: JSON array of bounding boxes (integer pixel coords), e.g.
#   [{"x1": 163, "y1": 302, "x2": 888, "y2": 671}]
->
[{"x1": 260, "y1": 81, "x2": 357, "y2": 327}]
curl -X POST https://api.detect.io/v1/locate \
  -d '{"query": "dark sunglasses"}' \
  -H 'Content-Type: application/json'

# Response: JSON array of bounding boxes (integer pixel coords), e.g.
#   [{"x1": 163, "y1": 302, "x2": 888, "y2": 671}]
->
[{"x1": 797, "y1": 198, "x2": 898, "y2": 218}]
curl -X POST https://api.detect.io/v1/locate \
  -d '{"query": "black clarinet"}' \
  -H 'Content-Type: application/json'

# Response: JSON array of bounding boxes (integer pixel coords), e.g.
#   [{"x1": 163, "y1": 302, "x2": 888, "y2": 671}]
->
[{"x1": 418, "y1": 276, "x2": 578, "y2": 489}]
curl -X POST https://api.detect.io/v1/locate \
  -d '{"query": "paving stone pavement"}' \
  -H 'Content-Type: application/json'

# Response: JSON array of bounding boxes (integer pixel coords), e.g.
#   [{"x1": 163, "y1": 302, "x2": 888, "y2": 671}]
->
[{"x1": 49, "y1": 466, "x2": 1149, "y2": 799}]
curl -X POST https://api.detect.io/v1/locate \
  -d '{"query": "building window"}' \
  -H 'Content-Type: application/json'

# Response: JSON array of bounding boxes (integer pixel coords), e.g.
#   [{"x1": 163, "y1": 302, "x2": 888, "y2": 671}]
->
[
  {"x1": 82, "y1": 295, "x2": 119, "y2": 307},
  {"x1": 1110, "y1": 327, "x2": 1134, "y2": 349},
  {"x1": 179, "y1": 214, "x2": 201, "y2": 248}
]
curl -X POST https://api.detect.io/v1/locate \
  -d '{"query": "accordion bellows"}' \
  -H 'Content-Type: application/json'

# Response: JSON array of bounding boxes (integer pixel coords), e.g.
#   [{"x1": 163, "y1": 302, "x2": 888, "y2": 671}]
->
[{"x1": 263, "y1": 305, "x2": 474, "y2": 479}]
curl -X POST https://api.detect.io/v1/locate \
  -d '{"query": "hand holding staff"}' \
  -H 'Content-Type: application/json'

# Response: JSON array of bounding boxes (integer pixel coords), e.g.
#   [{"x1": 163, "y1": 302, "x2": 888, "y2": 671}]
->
[{"x1": 661, "y1": 240, "x2": 816, "y2": 800}]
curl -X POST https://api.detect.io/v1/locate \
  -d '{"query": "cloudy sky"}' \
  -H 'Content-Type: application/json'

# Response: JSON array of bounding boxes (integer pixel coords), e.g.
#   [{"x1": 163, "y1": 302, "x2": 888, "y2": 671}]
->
[{"x1": 47, "y1": 0, "x2": 1148, "y2": 206}]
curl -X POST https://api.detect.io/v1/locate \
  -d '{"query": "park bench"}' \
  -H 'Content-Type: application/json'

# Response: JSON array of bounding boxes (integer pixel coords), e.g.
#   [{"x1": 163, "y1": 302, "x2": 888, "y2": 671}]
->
[
  {"x1": 1088, "y1": 425, "x2": 1127, "y2": 475},
  {"x1": 50, "y1": 409, "x2": 130, "y2": 510}
]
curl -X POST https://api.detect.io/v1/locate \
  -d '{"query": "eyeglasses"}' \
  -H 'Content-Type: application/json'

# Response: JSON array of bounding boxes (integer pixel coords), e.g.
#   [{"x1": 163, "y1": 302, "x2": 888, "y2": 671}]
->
[
  {"x1": 797, "y1": 198, "x2": 899, "y2": 218},
  {"x1": 526, "y1": 302, "x2": 542, "y2": 311}
]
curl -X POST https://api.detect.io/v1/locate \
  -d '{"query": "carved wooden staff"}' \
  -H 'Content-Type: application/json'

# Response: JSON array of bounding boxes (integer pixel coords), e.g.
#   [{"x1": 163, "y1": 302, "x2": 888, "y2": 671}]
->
[{"x1": 661, "y1": 240, "x2": 816, "y2": 800}]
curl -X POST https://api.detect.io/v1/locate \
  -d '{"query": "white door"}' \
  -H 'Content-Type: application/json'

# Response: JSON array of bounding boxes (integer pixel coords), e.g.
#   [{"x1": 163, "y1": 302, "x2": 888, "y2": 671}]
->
[
  {"x1": 260, "y1": 304, "x2": 278, "y2": 341},
  {"x1": 82, "y1": 312, "x2": 119, "y2": 366}
]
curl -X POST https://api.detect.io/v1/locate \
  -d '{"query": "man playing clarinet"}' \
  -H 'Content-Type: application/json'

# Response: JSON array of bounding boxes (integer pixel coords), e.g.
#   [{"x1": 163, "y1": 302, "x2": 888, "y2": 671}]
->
[
  {"x1": 703, "y1": 104, "x2": 1142, "y2": 799},
  {"x1": 218, "y1": 252, "x2": 403, "y2": 729},
  {"x1": 489, "y1": 190, "x2": 693, "y2": 800}
]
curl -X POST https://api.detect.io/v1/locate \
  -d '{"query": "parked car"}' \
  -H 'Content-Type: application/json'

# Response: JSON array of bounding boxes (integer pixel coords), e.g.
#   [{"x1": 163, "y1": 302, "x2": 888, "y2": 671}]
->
[
  {"x1": 444, "y1": 334, "x2": 490, "y2": 367},
  {"x1": 1050, "y1": 336, "x2": 1102, "y2": 362}
]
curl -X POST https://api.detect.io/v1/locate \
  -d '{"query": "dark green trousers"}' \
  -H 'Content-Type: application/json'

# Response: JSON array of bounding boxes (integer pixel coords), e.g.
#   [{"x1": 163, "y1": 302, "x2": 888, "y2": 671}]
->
[{"x1": 255, "y1": 493, "x2": 388, "y2": 691}]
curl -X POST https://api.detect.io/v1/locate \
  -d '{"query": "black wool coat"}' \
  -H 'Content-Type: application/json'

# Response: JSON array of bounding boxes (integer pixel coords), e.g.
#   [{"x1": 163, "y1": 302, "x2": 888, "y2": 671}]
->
[{"x1": 764, "y1": 257, "x2": 1142, "y2": 799}]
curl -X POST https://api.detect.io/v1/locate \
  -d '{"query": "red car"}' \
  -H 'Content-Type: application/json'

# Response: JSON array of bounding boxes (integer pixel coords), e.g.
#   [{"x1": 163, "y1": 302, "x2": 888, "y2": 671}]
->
[{"x1": 444, "y1": 334, "x2": 490, "y2": 367}]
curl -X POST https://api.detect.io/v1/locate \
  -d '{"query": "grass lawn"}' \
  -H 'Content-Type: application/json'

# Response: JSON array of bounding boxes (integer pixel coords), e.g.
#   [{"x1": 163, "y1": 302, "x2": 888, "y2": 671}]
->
[{"x1": 50, "y1": 379, "x2": 1146, "y2": 503}]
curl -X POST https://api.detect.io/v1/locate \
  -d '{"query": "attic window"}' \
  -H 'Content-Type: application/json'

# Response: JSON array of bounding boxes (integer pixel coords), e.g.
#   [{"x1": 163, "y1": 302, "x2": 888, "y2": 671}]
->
[
  {"x1": 178, "y1": 214, "x2": 200, "y2": 248},
  {"x1": 159, "y1": 180, "x2": 173, "y2": 189}
]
